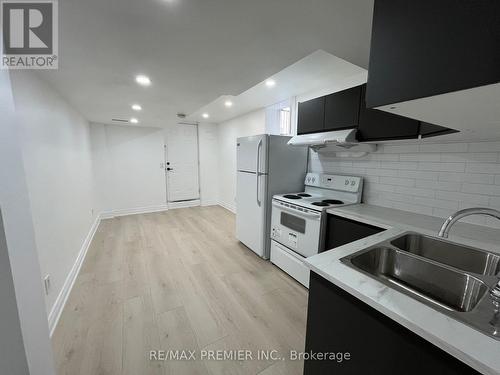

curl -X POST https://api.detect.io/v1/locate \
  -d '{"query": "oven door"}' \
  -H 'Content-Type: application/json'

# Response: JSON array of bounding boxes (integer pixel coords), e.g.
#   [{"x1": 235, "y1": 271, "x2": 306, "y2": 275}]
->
[{"x1": 270, "y1": 200, "x2": 322, "y2": 258}]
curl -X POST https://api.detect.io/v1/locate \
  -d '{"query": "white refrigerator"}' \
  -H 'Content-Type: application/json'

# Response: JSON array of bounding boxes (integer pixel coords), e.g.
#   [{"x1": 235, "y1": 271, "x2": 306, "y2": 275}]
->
[{"x1": 236, "y1": 134, "x2": 308, "y2": 259}]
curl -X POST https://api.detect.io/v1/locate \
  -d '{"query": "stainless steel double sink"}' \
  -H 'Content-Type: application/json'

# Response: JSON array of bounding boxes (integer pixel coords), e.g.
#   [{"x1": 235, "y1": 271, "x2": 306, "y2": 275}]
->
[{"x1": 341, "y1": 232, "x2": 500, "y2": 340}]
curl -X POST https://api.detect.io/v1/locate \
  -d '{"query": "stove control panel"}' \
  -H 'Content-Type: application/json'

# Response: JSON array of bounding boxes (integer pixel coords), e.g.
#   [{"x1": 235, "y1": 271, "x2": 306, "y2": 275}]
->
[{"x1": 305, "y1": 173, "x2": 361, "y2": 192}]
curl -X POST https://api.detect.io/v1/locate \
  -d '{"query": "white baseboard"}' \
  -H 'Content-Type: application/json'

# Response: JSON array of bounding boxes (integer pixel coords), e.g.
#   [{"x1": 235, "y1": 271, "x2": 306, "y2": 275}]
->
[
  {"x1": 48, "y1": 214, "x2": 101, "y2": 336},
  {"x1": 100, "y1": 204, "x2": 169, "y2": 219},
  {"x1": 168, "y1": 199, "x2": 200, "y2": 209},
  {"x1": 218, "y1": 201, "x2": 236, "y2": 213},
  {"x1": 200, "y1": 199, "x2": 218, "y2": 207}
]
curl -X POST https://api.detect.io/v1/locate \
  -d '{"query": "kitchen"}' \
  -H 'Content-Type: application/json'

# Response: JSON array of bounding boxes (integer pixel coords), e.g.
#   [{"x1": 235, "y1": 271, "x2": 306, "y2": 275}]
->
[{"x1": 1, "y1": 1, "x2": 500, "y2": 375}]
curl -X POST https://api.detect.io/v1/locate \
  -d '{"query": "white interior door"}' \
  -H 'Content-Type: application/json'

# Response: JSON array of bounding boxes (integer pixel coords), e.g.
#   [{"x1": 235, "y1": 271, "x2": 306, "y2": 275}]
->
[{"x1": 165, "y1": 124, "x2": 200, "y2": 203}]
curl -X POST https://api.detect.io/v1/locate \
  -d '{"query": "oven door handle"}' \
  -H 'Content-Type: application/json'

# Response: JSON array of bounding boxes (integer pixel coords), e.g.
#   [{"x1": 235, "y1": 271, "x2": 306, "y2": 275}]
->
[{"x1": 272, "y1": 201, "x2": 322, "y2": 220}]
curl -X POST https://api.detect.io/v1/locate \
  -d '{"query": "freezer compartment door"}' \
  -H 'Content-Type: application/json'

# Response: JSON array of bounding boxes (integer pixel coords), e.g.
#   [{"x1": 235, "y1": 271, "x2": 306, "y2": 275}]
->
[
  {"x1": 236, "y1": 171, "x2": 267, "y2": 257},
  {"x1": 236, "y1": 134, "x2": 268, "y2": 174}
]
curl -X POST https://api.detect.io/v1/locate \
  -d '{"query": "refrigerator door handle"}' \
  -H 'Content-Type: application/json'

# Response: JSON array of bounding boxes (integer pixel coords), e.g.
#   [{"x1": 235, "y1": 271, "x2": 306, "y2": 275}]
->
[{"x1": 256, "y1": 139, "x2": 263, "y2": 207}]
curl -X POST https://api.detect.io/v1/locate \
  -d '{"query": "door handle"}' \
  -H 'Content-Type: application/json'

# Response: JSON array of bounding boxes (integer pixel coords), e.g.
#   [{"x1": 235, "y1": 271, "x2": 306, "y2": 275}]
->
[
  {"x1": 272, "y1": 201, "x2": 322, "y2": 219},
  {"x1": 256, "y1": 139, "x2": 263, "y2": 207},
  {"x1": 167, "y1": 168, "x2": 173, "y2": 171}
]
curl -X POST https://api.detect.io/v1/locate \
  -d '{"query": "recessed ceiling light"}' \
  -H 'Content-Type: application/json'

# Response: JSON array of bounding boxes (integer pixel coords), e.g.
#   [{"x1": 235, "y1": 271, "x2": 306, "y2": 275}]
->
[
  {"x1": 265, "y1": 79, "x2": 276, "y2": 88},
  {"x1": 135, "y1": 75, "x2": 151, "y2": 86},
  {"x1": 224, "y1": 100, "x2": 233, "y2": 108},
  {"x1": 130, "y1": 118, "x2": 139, "y2": 124},
  {"x1": 202, "y1": 113, "x2": 210, "y2": 119},
  {"x1": 131, "y1": 104, "x2": 142, "y2": 111}
]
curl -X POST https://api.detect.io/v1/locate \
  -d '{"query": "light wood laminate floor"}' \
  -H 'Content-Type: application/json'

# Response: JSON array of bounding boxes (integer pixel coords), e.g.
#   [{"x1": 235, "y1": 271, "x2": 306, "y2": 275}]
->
[{"x1": 52, "y1": 206, "x2": 309, "y2": 375}]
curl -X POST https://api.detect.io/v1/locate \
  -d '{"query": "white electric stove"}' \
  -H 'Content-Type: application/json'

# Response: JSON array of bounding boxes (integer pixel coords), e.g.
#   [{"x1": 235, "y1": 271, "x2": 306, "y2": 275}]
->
[{"x1": 270, "y1": 173, "x2": 363, "y2": 287}]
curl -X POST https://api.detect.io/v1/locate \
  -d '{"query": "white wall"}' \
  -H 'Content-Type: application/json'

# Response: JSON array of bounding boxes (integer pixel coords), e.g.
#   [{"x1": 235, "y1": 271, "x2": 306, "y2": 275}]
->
[
  {"x1": 216, "y1": 109, "x2": 266, "y2": 211},
  {"x1": 11, "y1": 72, "x2": 97, "y2": 321},
  {"x1": 198, "y1": 123, "x2": 219, "y2": 206},
  {"x1": 90, "y1": 123, "x2": 167, "y2": 216},
  {"x1": 0, "y1": 70, "x2": 55, "y2": 374},
  {"x1": 310, "y1": 141, "x2": 500, "y2": 228}
]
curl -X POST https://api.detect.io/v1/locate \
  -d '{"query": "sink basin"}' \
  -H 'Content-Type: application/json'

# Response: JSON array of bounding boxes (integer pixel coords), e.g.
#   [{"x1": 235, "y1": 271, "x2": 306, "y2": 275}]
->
[
  {"x1": 391, "y1": 233, "x2": 500, "y2": 276},
  {"x1": 347, "y1": 247, "x2": 488, "y2": 312},
  {"x1": 341, "y1": 232, "x2": 500, "y2": 340}
]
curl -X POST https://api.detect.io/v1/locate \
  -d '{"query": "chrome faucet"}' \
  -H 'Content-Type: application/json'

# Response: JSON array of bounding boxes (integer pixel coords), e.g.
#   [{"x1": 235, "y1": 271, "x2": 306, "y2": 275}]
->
[
  {"x1": 438, "y1": 208, "x2": 500, "y2": 326},
  {"x1": 438, "y1": 208, "x2": 500, "y2": 238}
]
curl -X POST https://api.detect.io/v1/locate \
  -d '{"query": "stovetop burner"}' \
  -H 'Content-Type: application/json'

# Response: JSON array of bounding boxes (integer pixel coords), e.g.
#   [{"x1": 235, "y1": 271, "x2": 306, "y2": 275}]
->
[
  {"x1": 297, "y1": 193, "x2": 312, "y2": 197},
  {"x1": 283, "y1": 194, "x2": 302, "y2": 199},
  {"x1": 311, "y1": 202, "x2": 330, "y2": 207},
  {"x1": 323, "y1": 199, "x2": 344, "y2": 205}
]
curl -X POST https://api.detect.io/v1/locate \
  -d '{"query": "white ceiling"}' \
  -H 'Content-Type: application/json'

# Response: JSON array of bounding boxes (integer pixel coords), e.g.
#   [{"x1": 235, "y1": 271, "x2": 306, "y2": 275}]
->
[
  {"x1": 36, "y1": 0, "x2": 374, "y2": 128},
  {"x1": 187, "y1": 50, "x2": 368, "y2": 124}
]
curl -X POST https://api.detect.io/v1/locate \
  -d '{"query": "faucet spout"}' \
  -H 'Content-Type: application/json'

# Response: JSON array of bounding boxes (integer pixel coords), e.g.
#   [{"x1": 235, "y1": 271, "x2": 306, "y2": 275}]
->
[{"x1": 438, "y1": 208, "x2": 500, "y2": 238}]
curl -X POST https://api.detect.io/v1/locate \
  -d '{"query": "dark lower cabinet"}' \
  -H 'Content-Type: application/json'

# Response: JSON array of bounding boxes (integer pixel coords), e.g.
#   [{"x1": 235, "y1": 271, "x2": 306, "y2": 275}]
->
[
  {"x1": 304, "y1": 272, "x2": 481, "y2": 375},
  {"x1": 324, "y1": 214, "x2": 384, "y2": 251}
]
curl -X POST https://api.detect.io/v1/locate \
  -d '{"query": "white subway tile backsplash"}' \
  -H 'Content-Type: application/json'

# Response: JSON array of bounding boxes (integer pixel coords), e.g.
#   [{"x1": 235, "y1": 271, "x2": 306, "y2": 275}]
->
[
  {"x1": 416, "y1": 179, "x2": 460, "y2": 192},
  {"x1": 379, "y1": 177, "x2": 415, "y2": 187},
  {"x1": 436, "y1": 191, "x2": 490, "y2": 205},
  {"x1": 468, "y1": 142, "x2": 500, "y2": 153},
  {"x1": 400, "y1": 153, "x2": 440, "y2": 162},
  {"x1": 489, "y1": 197, "x2": 500, "y2": 209},
  {"x1": 393, "y1": 186, "x2": 435, "y2": 198},
  {"x1": 413, "y1": 197, "x2": 459, "y2": 210},
  {"x1": 462, "y1": 183, "x2": 500, "y2": 196},
  {"x1": 390, "y1": 201, "x2": 434, "y2": 215},
  {"x1": 366, "y1": 168, "x2": 400, "y2": 177},
  {"x1": 438, "y1": 172, "x2": 495, "y2": 184},
  {"x1": 369, "y1": 153, "x2": 400, "y2": 161},
  {"x1": 382, "y1": 144, "x2": 419, "y2": 154},
  {"x1": 419, "y1": 142, "x2": 468, "y2": 153},
  {"x1": 380, "y1": 161, "x2": 419, "y2": 170},
  {"x1": 309, "y1": 140, "x2": 500, "y2": 229},
  {"x1": 440, "y1": 153, "x2": 498, "y2": 163},
  {"x1": 418, "y1": 162, "x2": 465, "y2": 172},
  {"x1": 368, "y1": 183, "x2": 396, "y2": 193},
  {"x1": 465, "y1": 163, "x2": 500, "y2": 174},
  {"x1": 398, "y1": 170, "x2": 439, "y2": 180}
]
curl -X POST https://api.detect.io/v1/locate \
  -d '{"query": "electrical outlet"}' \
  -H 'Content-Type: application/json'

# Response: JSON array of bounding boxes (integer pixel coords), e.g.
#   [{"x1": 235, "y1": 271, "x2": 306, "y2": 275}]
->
[{"x1": 43, "y1": 275, "x2": 51, "y2": 295}]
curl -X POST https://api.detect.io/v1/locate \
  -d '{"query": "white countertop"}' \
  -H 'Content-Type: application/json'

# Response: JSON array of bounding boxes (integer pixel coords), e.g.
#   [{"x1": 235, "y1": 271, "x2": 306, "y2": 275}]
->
[{"x1": 304, "y1": 204, "x2": 500, "y2": 375}]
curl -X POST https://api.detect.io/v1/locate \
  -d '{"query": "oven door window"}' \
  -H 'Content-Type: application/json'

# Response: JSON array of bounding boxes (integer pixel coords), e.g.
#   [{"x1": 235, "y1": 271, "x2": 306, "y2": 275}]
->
[{"x1": 280, "y1": 212, "x2": 306, "y2": 234}]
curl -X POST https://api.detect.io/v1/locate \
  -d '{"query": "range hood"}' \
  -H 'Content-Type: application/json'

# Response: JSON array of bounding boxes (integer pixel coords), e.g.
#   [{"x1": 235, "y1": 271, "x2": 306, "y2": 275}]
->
[
  {"x1": 287, "y1": 129, "x2": 376, "y2": 155},
  {"x1": 288, "y1": 129, "x2": 356, "y2": 147}
]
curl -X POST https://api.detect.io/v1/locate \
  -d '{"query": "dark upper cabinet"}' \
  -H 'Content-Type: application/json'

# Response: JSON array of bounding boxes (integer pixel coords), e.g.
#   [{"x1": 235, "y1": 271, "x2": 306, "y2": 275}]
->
[
  {"x1": 366, "y1": 0, "x2": 500, "y2": 108},
  {"x1": 420, "y1": 123, "x2": 458, "y2": 138},
  {"x1": 297, "y1": 97, "x2": 325, "y2": 135},
  {"x1": 297, "y1": 86, "x2": 361, "y2": 135},
  {"x1": 297, "y1": 84, "x2": 457, "y2": 141},
  {"x1": 324, "y1": 86, "x2": 361, "y2": 131},
  {"x1": 358, "y1": 84, "x2": 420, "y2": 141}
]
